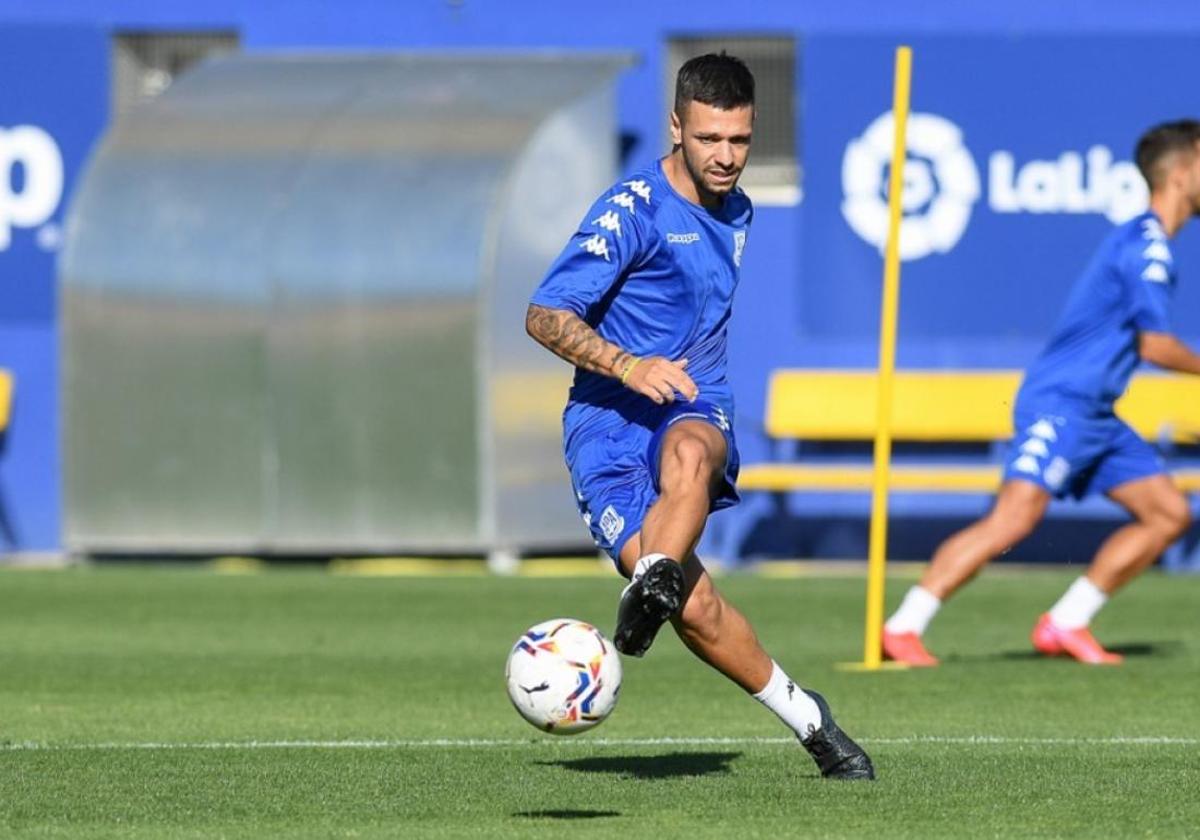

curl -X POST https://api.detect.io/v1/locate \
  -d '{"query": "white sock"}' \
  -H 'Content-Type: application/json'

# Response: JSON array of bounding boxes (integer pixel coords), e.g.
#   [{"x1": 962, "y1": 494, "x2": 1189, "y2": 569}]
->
[
  {"x1": 621, "y1": 553, "x2": 669, "y2": 597},
  {"x1": 623, "y1": 552, "x2": 668, "y2": 589},
  {"x1": 1048, "y1": 576, "x2": 1108, "y2": 630},
  {"x1": 884, "y1": 586, "x2": 942, "y2": 635},
  {"x1": 630, "y1": 553, "x2": 668, "y2": 581},
  {"x1": 753, "y1": 661, "x2": 822, "y2": 741}
]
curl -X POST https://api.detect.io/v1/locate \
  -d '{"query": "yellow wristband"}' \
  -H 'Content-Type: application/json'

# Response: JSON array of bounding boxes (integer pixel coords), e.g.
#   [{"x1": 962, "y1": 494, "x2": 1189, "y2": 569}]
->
[{"x1": 619, "y1": 357, "x2": 642, "y2": 386}]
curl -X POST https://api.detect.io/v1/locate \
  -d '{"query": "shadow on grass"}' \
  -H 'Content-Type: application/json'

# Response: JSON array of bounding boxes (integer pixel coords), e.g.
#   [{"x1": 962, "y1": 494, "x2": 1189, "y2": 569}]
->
[
  {"x1": 514, "y1": 810, "x2": 621, "y2": 820},
  {"x1": 537, "y1": 751, "x2": 740, "y2": 780},
  {"x1": 950, "y1": 640, "x2": 1179, "y2": 662}
]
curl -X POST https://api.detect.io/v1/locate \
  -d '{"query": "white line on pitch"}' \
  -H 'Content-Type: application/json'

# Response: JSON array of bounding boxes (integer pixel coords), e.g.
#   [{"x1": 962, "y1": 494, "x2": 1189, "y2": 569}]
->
[{"x1": 1, "y1": 735, "x2": 1197, "y2": 752}]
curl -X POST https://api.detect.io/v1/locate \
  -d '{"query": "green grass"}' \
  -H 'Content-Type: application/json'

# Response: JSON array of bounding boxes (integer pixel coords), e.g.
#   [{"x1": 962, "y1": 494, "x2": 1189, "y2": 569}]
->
[{"x1": 1, "y1": 565, "x2": 1198, "y2": 838}]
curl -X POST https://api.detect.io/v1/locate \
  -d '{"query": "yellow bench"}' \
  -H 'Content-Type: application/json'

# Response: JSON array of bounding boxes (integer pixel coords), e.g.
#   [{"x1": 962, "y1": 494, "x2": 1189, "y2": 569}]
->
[
  {"x1": 738, "y1": 370, "x2": 1200, "y2": 494},
  {"x1": 730, "y1": 370, "x2": 1200, "y2": 568},
  {"x1": 0, "y1": 369, "x2": 11, "y2": 432}
]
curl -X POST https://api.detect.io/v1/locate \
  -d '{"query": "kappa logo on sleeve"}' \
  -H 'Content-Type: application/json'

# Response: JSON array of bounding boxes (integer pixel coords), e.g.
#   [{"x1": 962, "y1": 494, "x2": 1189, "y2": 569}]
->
[
  {"x1": 607, "y1": 192, "x2": 637, "y2": 213},
  {"x1": 622, "y1": 179, "x2": 652, "y2": 203},
  {"x1": 592, "y1": 210, "x2": 622, "y2": 236},
  {"x1": 579, "y1": 234, "x2": 611, "y2": 261}
]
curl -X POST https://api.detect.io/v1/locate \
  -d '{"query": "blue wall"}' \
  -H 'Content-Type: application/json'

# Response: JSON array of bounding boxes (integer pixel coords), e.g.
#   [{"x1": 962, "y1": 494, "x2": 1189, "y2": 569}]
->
[
  {"x1": 0, "y1": 24, "x2": 107, "y2": 550},
  {"x1": 2, "y1": 1, "x2": 1200, "y2": 554}
]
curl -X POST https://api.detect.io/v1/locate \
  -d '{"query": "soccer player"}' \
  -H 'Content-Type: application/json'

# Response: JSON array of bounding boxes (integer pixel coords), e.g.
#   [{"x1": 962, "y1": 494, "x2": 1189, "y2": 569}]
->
[
  {"x1": 526, "y1": 54, "x2": 874, "y2": 780},
  {"x1": 884, "y1": 119, "x2": 1200, "y2": 667}
]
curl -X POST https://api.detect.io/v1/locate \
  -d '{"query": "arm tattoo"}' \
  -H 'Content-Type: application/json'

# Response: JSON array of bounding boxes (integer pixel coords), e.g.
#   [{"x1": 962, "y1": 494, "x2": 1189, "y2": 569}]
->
[{"x1": 525, "y1": 304, "x2": 632, "y2": 378}]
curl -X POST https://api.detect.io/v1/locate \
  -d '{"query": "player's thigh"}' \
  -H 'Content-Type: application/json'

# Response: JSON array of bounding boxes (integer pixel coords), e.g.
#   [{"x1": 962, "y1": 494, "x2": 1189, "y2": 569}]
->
[
  {"x1": 656, "y1": 419, "x2": 728, "y2": 489},
  {"x1": 989, "y1": 478, "x2": 1051, "y2": 536},
  {"x1": 650, "y1": 400, "x2": 738, "y2": 486},
  {"x1": 1106, "y1": 473, "x2": 1190, "y2": 532},
  {"x1": 1089, "y1": 421, "x2": 1170, "y2": 502}
]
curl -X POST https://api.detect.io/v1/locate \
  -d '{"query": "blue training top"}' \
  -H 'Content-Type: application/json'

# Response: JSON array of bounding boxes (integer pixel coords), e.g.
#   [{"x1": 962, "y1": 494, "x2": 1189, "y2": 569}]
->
[
  {"x1": 1018, "y1": 211, "x2": 1177, "y2": 411},
  {"x1": 530, "y1": 159, "x2": 753, "y2": 453}
]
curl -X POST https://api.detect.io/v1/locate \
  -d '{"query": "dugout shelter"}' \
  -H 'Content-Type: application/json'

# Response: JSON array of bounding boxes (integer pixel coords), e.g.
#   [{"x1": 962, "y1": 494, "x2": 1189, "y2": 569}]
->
[{"x1": 61, "y1": 53, "x2": 628, "y2": 562}]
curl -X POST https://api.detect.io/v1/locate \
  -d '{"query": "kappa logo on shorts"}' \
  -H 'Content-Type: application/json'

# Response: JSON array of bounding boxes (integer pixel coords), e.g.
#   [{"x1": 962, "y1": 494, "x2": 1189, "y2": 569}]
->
[
  {"x1": 1019, "y1": 438, "x2": 1050, "y2": 458},
  {"x1": 1142, "y1": 262, "x2": 1169, "y2": 283},
  {"x1": 1028, "y1": 418, "x2": 1060, "y2": 442},
  {"x1": 1012, "y1": 454, "x2": 1041, "y2": 476},
  {"x1": 598, "y1": 505, "x2": 625, "y2": 546}
]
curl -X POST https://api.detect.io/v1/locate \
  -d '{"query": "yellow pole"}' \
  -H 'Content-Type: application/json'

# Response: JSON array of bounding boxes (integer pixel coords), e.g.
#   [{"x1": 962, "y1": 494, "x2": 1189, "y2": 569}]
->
[{"x1": 862, "y1": 46, "x2": 912, "y2": 670}]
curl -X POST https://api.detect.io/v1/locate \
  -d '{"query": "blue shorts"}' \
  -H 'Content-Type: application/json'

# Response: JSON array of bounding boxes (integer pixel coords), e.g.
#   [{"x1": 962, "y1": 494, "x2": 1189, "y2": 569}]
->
[
  {"x1": 1002, "y1": 403, "x2": 1164, "y2": 500},
  {"x1": 567, "y1": 399, "x2": 740, "y2": 570}
]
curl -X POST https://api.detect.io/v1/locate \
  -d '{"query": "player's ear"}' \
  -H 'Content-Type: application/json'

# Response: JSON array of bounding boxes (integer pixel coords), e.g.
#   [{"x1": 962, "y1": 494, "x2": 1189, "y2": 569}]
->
[{"x1": 669, "y1": 109, "x2": 683, "y2": 147}]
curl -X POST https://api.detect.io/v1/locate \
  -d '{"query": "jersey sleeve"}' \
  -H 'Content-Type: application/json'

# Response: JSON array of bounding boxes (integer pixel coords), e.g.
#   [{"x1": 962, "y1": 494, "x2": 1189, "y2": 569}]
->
[
  {"x1": 529, "y1": 186, "x2": 653, "y2": 319},
  {"x1": 1123, "y1": 225, "x2": 1176, "y2": 334}
]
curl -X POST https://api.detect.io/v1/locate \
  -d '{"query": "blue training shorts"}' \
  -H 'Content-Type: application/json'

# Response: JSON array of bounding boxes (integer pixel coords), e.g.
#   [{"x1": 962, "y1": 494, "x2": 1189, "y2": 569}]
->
[
  {"x1": 1002, "y1": 403, "x2": 1165, "y2": 500},
  {"x1": 567, "y1": 399, "x2": 740, "y2": 571}
]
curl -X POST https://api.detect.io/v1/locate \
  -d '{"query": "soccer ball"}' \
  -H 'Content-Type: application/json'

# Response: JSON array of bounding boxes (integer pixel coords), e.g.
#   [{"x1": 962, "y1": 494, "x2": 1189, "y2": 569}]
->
[{"x1": 505, "y1": 618, "x2": 621, "y2": 735}]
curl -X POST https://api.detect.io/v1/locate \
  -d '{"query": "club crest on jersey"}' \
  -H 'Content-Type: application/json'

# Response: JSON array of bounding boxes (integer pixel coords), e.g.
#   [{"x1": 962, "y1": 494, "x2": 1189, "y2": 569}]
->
[{"x1": 733, "y1": 230, "x2": 746, "y2": 267}]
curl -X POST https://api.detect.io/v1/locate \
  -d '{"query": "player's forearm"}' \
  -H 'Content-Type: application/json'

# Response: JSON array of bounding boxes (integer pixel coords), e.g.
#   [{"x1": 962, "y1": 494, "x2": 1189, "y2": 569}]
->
[
  {"x1": 1138, "y1": 333, "x2": 1200, "y2": 376},
  {"x1": 525, "y1": 304, "x2": 633, "y2": 378}
]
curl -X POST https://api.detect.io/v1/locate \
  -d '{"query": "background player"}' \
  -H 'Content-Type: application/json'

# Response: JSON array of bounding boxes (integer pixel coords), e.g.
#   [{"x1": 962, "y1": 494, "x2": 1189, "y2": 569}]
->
[
  {"x1": 526, "y1": 53, "x2": 873, "y2": 779},
  {"x1": 884, "y1": 119, "x2": 1200, "y2": 666}
]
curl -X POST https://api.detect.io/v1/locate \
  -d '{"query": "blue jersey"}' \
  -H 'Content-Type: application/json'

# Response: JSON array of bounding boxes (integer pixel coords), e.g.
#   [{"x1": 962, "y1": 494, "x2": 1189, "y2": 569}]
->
[
  {"x1": 1019, "y1": 211, "x2": 1177, "y2": 411},
  {"x1": 530, "y1": 160, "x2": 752, "y2": 452}
]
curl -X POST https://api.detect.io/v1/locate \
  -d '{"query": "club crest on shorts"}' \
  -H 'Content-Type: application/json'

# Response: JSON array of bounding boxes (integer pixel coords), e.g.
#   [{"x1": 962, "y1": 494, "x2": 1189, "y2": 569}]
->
[
  {"x1": 733, "y1": 230, "x2": 746, "y2": 267},
  {"x1": 598, "y1": 505, "x2": 625, "y2": 545},
  {"x1": 1043, "y1": 456, "x2": 1070, "y2": 491}
]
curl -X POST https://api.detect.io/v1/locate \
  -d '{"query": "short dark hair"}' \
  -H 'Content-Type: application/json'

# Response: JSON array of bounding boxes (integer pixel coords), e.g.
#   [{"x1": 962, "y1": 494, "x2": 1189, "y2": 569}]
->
[
  {"x1": 1135, "y1": 119, "x2": 1200, "y2": 189},
  {"x1": 674, "y1": 52, "x2": 755, "y2": 116}
]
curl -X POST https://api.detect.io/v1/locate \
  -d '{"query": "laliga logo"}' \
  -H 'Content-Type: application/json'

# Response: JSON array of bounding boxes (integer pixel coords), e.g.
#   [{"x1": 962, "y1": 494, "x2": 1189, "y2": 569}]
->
[
  {"x1": 842, "y1": 112, "x2": 981, "y2": 262},
  {"x1": 842, "y1": 111, "x2": 1150, "y2": 261},
  {"x1": 0, "y1": 125, "x2": 64, "y2": 251},
  {"x1": 989, "y1": 146, "x2": 1146, "y2": 223}
]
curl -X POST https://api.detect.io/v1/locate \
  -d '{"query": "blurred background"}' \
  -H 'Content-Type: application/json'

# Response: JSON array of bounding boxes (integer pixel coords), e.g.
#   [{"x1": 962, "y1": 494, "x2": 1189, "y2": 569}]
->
[{"x1": 2, "y1": 0, "x2": 1199, "y2": 570}]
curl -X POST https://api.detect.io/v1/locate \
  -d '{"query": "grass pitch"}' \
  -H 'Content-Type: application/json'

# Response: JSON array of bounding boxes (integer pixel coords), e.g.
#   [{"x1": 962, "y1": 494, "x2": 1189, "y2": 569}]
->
[{"x1": 1, "y1": 564, "x2": 1197, "y2": 838}]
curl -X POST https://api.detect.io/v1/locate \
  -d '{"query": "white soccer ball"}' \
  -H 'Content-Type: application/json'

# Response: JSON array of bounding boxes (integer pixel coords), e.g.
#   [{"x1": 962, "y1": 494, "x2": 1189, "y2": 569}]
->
[{"x1": 505, "y1": 618, "x2": 622, "y2": 735}]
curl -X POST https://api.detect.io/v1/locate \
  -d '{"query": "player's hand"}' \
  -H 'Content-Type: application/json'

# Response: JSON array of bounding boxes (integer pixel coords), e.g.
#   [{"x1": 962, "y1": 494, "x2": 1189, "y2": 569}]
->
[{"x1": 622, "y1": 357, "x2": 698, "y2": 404}]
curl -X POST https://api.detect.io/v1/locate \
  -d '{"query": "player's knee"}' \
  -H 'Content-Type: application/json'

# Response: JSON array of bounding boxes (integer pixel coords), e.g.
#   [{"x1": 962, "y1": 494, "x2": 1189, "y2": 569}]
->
[
  {"x1": 677, "y1": 575, "x2": 723, "y2": 645},
  {"x1": 988, "y1": 502, "x2": 1041, "y2": 545},
  {"x1": 1153, "y1": 492, "x2": 1191, "y2": 542},
  {"x1": 661, "y1": 433, "x2": 720, "y2": 488}
]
